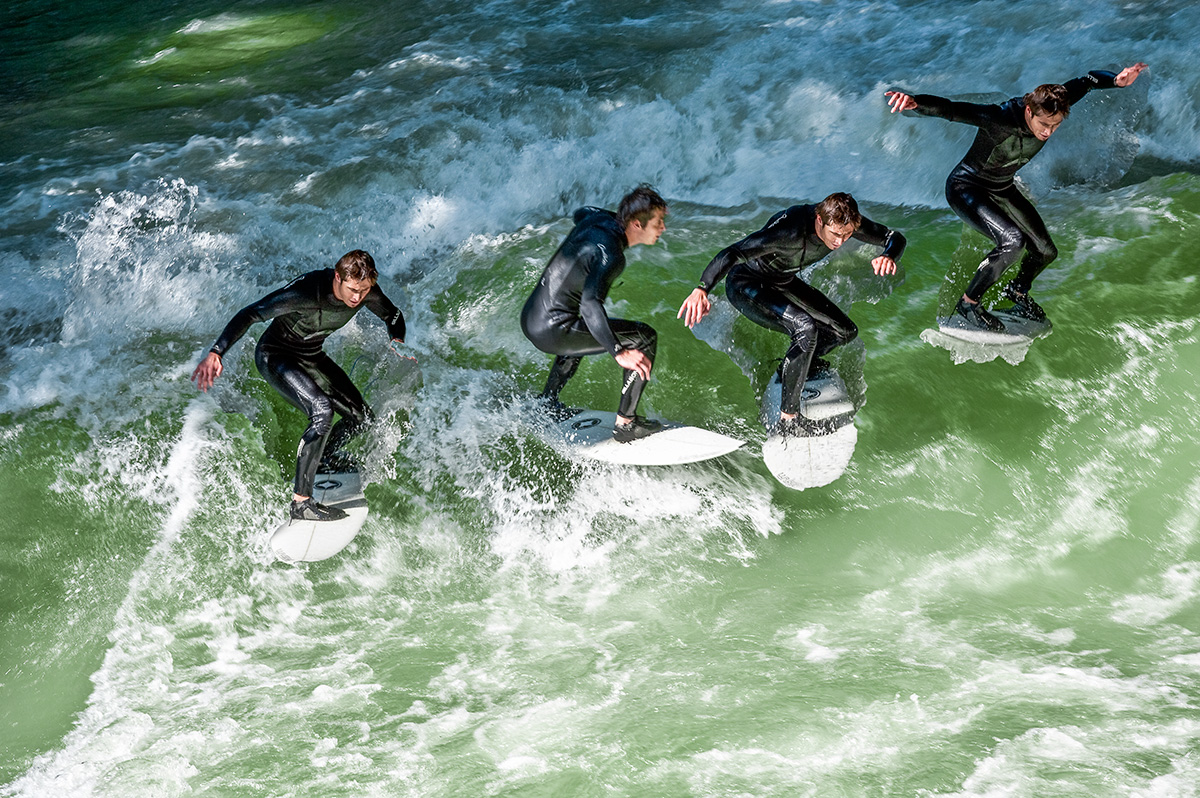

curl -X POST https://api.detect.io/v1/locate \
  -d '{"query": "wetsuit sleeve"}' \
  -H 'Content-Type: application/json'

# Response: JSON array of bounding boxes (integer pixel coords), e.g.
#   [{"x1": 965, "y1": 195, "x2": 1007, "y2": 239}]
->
[
  {"x1": 1062, "y1": 70, "x2": 1118, "y2": 105},
  {"x1": 909, "y1": 93, "x2": 1006, "y2": 129},
  {"x1": 697, "y1": 219, "x2": 792, "y2": 292},
  {"x1": 209, "y1": 281, "x2": 311, "y2": 356},
  {"x1": 697, "y1": 246, "x2": 745, "y2": 293},
  {"x1": 364, "y1": 287, "x2": 407, "y2": 341},
  {"x1": 579, "y1": 243, "x2": 624, "y2": 357},
  {"x1": 852, "y1": 217, "x2": 906, "y2": 262}
]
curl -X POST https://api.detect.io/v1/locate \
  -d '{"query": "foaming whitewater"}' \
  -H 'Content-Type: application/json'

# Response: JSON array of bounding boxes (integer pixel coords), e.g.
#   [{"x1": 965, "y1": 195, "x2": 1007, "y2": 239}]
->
[{"x1": 5, "y1": 0, "x2": 1200, "y2": 795}]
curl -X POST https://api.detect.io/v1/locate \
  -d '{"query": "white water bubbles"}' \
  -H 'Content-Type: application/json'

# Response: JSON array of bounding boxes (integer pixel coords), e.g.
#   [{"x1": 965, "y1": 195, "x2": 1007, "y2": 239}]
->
[
  {"x1": 2, "y1": 178, "x2": 236, "y2": 419},
  {"x1": 55, "y1": 178, "x2": 235, "y2": 346},
  {"x1": 399, "y1": 360, "x2": 782, "y2": 583}
]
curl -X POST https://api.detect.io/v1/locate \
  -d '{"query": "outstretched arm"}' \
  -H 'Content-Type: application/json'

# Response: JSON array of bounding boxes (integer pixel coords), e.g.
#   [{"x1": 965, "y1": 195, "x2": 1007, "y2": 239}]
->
[
  {"x1": 885, "y1": 88, "x2": 1003, "y2": 128},
  {"x1": 1064, "y1": 62, "x2": 1148, "y2": 104}
]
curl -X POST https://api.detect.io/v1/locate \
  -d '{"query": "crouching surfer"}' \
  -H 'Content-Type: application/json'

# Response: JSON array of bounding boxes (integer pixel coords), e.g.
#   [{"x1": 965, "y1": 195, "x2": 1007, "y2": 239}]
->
[
  {"x1": 521, "y1": 184, "x2": 669, "y2": 442},
  {"x1": 678, "y1": 192, "x2": 905, "y2": 436},
  {"x1": 192, "y1": 250, "x2": 408, "y2": 522},
  {"x1": 884, "y1": 61, "x2": 1148, "y2": 332}
]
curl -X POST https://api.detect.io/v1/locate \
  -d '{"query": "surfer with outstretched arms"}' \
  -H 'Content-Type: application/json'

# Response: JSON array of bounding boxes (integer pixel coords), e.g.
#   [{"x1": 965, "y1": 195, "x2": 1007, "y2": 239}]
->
[
  {"x1": 678, "y1": 193, "x2": 905, "y2": 435},
  {"x1": 521, "y1": 184, "x2": 668, "y2": 442},
  {"x1": 192, "y1": 250, "x2": 408, "y2": 522},
  {"x1": 884, "y1": 62, "x2": 1148, "y2": 332}
]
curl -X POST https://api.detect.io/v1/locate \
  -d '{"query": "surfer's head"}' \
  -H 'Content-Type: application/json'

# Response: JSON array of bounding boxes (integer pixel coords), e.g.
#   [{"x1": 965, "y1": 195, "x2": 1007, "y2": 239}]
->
[
  {"x1": 814, "y1": 193, "x2": 862, "y2": 250},
  {"x1": 618, "y1": 184, "x2": 668, "y2": 247},
  {"x1": 333, "y1": 249, "x2": 377, "y2": 308},
  {"x1": 1023, "y1": 84, "x2": 1070, "y2": 141}
]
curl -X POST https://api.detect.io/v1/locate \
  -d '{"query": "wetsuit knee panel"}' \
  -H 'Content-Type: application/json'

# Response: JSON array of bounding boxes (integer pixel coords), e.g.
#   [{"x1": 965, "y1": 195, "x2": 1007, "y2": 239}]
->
[
  {"x1": 630, "y1": 321, "x2": 657, "y2": 354},
  {"x1": 839, "y1": 319, "x2": 859, "y2": 345},
  {"x1": 993, "y1": 225, "x2": 1027, "y2": 255},
  {"x1": 307, "y1": 394, "x2": 334, "y2": 438},
  {"x1": 780, "y1": 305, "x2": 818, "y2": 342}
]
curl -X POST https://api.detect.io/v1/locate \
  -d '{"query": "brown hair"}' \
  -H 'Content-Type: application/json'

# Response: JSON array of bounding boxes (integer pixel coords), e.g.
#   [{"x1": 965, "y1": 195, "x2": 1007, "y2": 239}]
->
[
  {"x1": 334, "y1": 250, "x2": 378, "y2": 284},
  {"x1": 617, "y1": 184, "x2": 668, "y2": 228},
  {"x1": 815, "y1": 192, "x2": 862, "y2": 229},
  {"x1": 1024, "y1": 84, "x2": 1072, "y2": 118}
]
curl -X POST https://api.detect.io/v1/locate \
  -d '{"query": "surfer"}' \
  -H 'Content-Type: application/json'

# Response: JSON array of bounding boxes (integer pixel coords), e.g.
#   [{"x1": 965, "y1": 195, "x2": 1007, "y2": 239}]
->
[
  {"x1": 521, "y1": 184, "x2": 668, "y2": 442},
  {"x1": 191, "y1": 250, "x2": 408, "y2": 522},
  {"x1": 884, "y1": 62, "x2": 1148, "y2": 332},
  {"x1": 677, "y1": 193, "x2": 905, "y2": 436}
]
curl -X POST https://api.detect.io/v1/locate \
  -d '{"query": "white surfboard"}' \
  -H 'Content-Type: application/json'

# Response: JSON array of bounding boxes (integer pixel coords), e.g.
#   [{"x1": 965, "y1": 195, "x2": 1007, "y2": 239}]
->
[
  {"x1": 548, "y1": 409, "x2": 743, "y2": 466},
  {"x1": 270, "y1": 469, "x2": 368, "y2": 562},
  {"x1": 921, "y1": 308, "x2": 1052, "y2": 365},
  {"x1": 760, "y1": 371, "x2": 858, "y2": 490}
]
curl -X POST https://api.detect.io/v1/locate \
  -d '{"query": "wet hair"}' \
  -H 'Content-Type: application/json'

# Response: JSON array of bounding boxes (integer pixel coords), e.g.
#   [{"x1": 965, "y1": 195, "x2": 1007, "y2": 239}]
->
[
  {"x1": 1024, "y1": 83, "x2": 1072, "y2": 118},
  {"x1": 616, "y1": 184, "x2": 668, "y2": 228},
  {"x1": 815, "y1": 192, "x2": 862, "y2": 229},
  {"x1": 334, "y1": 249, "x2": 378, "y2": 284}
]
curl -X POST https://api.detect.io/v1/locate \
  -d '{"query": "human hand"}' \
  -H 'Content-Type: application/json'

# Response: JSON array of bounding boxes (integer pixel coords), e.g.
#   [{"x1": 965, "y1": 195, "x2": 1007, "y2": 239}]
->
[
  {"x1": 389, "y1": 338, "x2": 417, "y2": 363},
  {"x1": 1115, "y1": 62, "x2": 1148, "y2": 88},
  {"x1": 614, "y1": 349, "x2": 652, "y2": 381},
  {"x1": 885, "y1": 91, "x2": 918, "y2": 113},
  {"x1": 191, "y1": 351, "x2": 223, "y2": 392},
  {"x1": 677, "y1": 287, "x2": 711, "y2": 328}
]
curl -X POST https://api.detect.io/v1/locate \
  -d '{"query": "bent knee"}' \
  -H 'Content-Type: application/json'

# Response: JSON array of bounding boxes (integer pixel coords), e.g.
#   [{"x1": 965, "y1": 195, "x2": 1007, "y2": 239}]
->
[
  {"x1": 1034, "y1": 241, "x2": 1058, "y2": 264},
  {"x1": 307, "y1": 396, "x2": 334, "y2": 437},
  {"x1": 994, "y1": 227, "x2": 1026, "y2": 257},
  {"x1": 631, "y1": 322, "x2": 657, "y2": 354}
]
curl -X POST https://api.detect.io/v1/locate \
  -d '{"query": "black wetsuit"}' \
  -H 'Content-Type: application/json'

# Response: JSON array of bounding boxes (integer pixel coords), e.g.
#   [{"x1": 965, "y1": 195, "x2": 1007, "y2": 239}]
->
[
  {"x1": 210, "y1": 269, "x2": 405, "y2": 497},
  {"x1": 520, "y1": 207, "x2": 656, "y2": 418},
  {"x1": 697, "y1": 204, "x2": 905, "y2": 415},
  {"x1": 910, "y1": 70, "x2": 1118, "y2": 301}
]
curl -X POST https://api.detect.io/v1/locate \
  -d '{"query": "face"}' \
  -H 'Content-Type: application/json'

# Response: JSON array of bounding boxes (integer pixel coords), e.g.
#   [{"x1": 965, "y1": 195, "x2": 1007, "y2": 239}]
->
[
  {"x1": 626, "y1": 209, "x2": 667, "y2": 246},
  {"x1": 1025, "y1": 107, "x2": 1066, "y2": 141},
  {"x1": 815, "y1": 214, "x2": 857, "y2": 250},
  {"x1": 333, "y1": 273, "x2": 375, "y2": 308}
]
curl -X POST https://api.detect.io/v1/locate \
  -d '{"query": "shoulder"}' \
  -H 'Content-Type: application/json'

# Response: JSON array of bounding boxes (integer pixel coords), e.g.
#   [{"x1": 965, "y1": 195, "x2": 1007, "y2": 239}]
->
[
  {"x1": 268, "y1": 269, "x2": 325, "y2": 299},
  {"x1": 571, "y1": 210, "x2": 624, "y2": 248},
  {"x1": 572, "y1": 206, "x2": 618, "y2": 228},
  {"x1": 287, "y1": 269, "x2": 330, "y2": 289},
  {"x1": 995, "y1": 97, "x2": 1026, "y2": 125},
  {"x1": 766, "y1": 204, "x2": 811, "y2": 228}
]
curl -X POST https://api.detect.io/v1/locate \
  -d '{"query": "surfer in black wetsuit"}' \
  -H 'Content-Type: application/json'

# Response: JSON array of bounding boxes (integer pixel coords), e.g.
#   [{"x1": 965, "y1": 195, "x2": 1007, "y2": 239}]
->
[
  {"x1": 521, "y1": 184, "x2": 668, "y2": 442},
  {"x1": 885, "y1": 62, "x2": 1147, "y2": 332},
  {"x1": 678, "y1": 193, "x2": 905, "y2": 436},
  {"x1": 192, "y1": 250, "x2": 408, "y2": 522}
]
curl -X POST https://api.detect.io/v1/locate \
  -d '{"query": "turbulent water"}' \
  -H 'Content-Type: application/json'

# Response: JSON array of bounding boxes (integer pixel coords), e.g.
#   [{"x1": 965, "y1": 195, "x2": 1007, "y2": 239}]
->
[{"x1": 3, "y1": 0, "x2": 1200, "y2": 795}]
